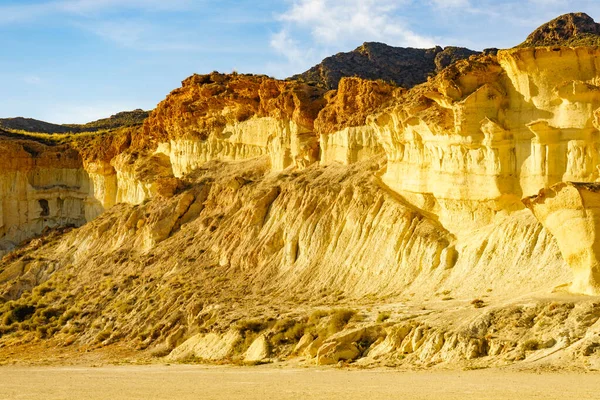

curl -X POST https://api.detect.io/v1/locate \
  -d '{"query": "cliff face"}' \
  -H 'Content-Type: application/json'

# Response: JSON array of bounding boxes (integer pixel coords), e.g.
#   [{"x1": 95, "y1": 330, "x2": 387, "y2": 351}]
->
[
  {"x1": 141, "y1": 72, "x2": 326, "y2": 174},
  {"x1": 6, "y1": 13, "x2": 600, "y2": 368},
  {"x1": 524, "y1": 182, "x2": 600, "y2": 295},
  {"x1": 368, "y1": 46, "x2": 600, "y2": 235},
  {"x1": 0, "y1": 136, "x2": 98, "y2": 256},
  {"x1": 292, "y1": 42, "x2": 479, "y2": 90},
  {"x1": 1, "y1": 47, "x2": 599, "y2": 291},
  {"x1": 316, "y1": 77, "x2": 402, "y2": 164}
]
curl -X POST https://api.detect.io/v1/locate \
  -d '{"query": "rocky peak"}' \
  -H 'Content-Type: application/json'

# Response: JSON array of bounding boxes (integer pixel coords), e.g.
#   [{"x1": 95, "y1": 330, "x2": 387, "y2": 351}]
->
[
  {"x1": 291, "y1": 42, "x2": 479, "y2": 90},
  {"x1": 519, "y1": 12, "x2": 600, "y2": 47}
]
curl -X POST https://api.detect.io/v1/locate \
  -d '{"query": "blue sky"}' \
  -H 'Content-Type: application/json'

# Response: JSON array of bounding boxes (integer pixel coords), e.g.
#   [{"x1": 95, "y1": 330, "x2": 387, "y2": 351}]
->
[{"x1": 1, "y1": 0, "x2": 599, "y2": 124}]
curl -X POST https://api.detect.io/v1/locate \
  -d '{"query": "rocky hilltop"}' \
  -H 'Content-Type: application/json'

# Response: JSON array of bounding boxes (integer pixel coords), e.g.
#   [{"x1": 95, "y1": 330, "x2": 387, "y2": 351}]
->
[
  {"x1": 3, "y1": 13, "x2": 600, "y2": 369},
  {"x1": 291, "y1": 42, "x2": 479, "y2": 89},
  {"x1": 0, "y1": 109, "x2": 149, "y2": 134},
  {"x1": 0, "y1": 118, "x2": 74, "y2": 134},
  {"x1": 519, "y1": 12, "x2": 600, "y2": 47}
]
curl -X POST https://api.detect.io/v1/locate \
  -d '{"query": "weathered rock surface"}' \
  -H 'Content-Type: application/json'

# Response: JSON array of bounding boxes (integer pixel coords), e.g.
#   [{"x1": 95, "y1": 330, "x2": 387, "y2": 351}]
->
[
  {"x1": 244, "y1": 334, "x2": 271, "y2": 362},
  {"x1": 167, "y1": 330, "x2": 242, "y2": 361},
  {"x1": 292, "y1": 42, "x2": 479, "y2": 90},
  {"x1": 5, "y1": 13, "x2": 600, "y2": 369},
  {"x1": 524, "y1": 182, "x2": 600, "y2": 295},
  {"x1": 369, "y1": 43, "x2": 600, "y2": 246},
  {"x1": 141, "y1": 72, "x2": 326, "y2": 173},
  {"x1": 317, "y1": 77, "x2": 399, "y2": 165},
  {"x1": 519, "y1": 12, "x2": 600, "y2": 47},
  {"x1": 0, "y1": 137, "x2": 99, "y2": 256}
]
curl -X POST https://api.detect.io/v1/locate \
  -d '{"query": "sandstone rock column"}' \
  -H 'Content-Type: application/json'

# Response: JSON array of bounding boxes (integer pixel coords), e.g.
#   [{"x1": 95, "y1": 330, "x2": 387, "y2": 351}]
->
[{"x1": 523, "y1": 182, "x2": 600, "y2": 295}]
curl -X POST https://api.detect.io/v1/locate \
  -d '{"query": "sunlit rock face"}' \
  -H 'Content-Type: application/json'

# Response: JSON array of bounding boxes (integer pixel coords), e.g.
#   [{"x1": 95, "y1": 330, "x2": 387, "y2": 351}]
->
[
  {"x1": 320, "y1": 126, "x2": 383, "y2": 165},
  {"x1": 6, "y1": 43, "x2": 600, "y2": 295},
  {"x1": 139, "y1": 72, "x2": 326, "y2": 174},
  {"x1": 112, "y1": 152, "x2": 180, "y2": 205},
  {"x1": 316, "y1": 78, "x2": 399, "y2": 165},
  {"x1": 524, "y1": 182, "x2": 600, "y2": 295},
  {"x1": 370, "y1": 47, "x2": 600, "y2": 235},
  {"x1": 154, "y1": 117, "x2": 317, "y2": 177}
]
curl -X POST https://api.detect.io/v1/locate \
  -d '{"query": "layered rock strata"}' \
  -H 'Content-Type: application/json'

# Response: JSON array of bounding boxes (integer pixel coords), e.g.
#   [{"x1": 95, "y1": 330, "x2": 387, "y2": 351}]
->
[
  {"x1": 0, "y1": 138, "x2": 98, "y2": 256},
  {"x1": 316, "y1": 77, "x2": 400, "y2": 165},
  {"x1": 140, "y1": 72, "x2": 326, "y2": 175},
  {"x1": 368, "y1": 46, "x2": 600, "y2": 240},
  {"x1": 6, "y1": 13, "x2": 600, "y2": 318}
]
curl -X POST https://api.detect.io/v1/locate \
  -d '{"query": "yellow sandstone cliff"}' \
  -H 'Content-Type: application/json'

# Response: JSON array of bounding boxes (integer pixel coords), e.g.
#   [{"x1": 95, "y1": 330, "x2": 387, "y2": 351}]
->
[
  {"x1": 141, "y1": 72, "x2": 326, "y2": 174},
  {"x1": 4, "y1": 14, "x2": 600, "y2": 368}
]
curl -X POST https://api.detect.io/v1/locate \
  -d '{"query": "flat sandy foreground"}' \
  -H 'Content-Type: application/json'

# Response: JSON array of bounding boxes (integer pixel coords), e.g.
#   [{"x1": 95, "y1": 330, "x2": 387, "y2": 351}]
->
[{"x1": 0, "y1": 365, "x2": 599, "y2": 400}]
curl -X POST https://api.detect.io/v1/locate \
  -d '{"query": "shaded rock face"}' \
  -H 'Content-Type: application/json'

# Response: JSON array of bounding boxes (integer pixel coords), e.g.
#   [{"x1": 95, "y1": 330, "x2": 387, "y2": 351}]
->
[
  {"x1": 292, "y1": 42, "x2": 479, "y2": 90},
  {"x1": 0, "y1": 118, "x2": 73, "y2": 134},
  {"x1": 519, "y1": 12, "x2": 600, "y2": 47},
  {"x1": 0, "y1": 110, "x2": 149, "y2": 134},
  {"x1": 0, "y1": 137, "x2": 98, "y2": 256}
]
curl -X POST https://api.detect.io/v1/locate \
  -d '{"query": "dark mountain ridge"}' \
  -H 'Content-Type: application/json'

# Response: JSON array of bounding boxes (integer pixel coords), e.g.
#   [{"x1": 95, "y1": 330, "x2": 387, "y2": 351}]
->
[
  {"x1": 291, "y1": 42, "x2": 480, "y2": 90},
  {"x1": 0, "y1": 109, "x2": 149, "y2": 134}
]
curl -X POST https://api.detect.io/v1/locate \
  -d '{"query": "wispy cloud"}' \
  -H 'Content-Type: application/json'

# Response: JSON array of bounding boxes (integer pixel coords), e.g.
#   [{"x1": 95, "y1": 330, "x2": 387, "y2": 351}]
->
[
  {"x1": 0, "y1": 0, "x2": 201, "y2": 53},
  {"x1": 430, "y1": 0, "x2": 471, "y2": 8},
  {"x1": 269, "y1": 0, "x2": 436, "y2": 77},
  {"x1": 0, "y1": 0, "x2": 192, "y2": 23},
  {"x1": 269, "y1": 30, "x2": 306, "y2": 66},
  {"x1": 278, "y1": 0, "x2": 434, "y2": 47},
  {"x1": 82, "y1": 19, "x2": 148, "y2": 47}
]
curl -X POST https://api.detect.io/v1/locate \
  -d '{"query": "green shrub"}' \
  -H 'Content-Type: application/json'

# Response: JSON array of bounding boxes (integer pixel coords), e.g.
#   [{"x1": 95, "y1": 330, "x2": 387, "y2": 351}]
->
[
  {"x1": 521, "y1": 339, "x2": 539, "y2": 351},
  {"x1": 327, "y1": 309, "x2": 356, "y2": 336},
  {"x1": 3, "y1": 304, "x2": 36, "y2": 325},
  {"x1": 235, "y1": 319, "x2": 265, "y2": 333},
  {"x1": 377, "y1": 312, "x2": 391, "y2": 323}
]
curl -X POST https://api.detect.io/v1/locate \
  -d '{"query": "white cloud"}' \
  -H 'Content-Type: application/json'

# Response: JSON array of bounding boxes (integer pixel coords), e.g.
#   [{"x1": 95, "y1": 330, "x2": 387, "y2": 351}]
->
[
  {"x1": 55, "y1": 0, "x2": 191, "y2": 14},
  {"x1": 526, "y1": 0, "x2": 568, "y2": 6},
  {"x1": 278, "y1": 0, "x2": 434, "y2": 47},
  {"x1": 270, "y1": 30, "x2": 305, "y2": 65},
  {"x1": 269, "y1": 0, "x2": 437, "y2": 77},
  {"x1": 0, "y1": 0, "x2": 201, "y2": 52},
  {"x1": 430, "y1": 0, "x2": 470, "y2": 8},
  {"x1": 0, "y1": 0, "x2": 191, "y2": 24}
]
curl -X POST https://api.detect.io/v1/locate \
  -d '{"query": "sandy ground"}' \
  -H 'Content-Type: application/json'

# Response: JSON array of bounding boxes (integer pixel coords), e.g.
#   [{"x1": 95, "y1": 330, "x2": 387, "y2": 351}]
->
[{"x1": 0, "y1": 365, "x2": 599, "y2": 400}]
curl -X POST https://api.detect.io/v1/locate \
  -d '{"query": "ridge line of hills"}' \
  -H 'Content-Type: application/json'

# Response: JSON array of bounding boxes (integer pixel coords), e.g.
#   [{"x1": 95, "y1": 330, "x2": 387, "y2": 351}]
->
[{"x1": 6, "y1": 12, "x2": 598, "y2": 135}]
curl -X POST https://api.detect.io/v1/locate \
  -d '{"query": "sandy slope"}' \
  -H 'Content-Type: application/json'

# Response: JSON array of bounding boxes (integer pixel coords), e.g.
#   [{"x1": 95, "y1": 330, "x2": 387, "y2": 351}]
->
[{"x1": 0, "y1": 365, "x2": 599, "y2": 400}]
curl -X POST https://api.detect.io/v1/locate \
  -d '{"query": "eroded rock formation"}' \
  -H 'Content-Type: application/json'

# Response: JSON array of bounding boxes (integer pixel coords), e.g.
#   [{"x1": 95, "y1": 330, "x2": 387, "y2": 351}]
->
[
  {"x1": 368, "y1": 45, "x2": 600, "y2": 238},
  {"x1": 316, "y1": 77, "x2": 401, "y2": 165},
  {"x1": 292, "y1": 42, "x2": 479, "y2": 89},
  {"x1": 4, "y1": 12, "x2": 600, "y2": 368},
  {"x1": 141, "y1": 72, "x2": 326, "y2": 174},
  {"x1": 524, "y1": 182, "x2": 600, "y2": 295},
  {"x1": 0, "y1": 137, "x2": 99, "y2": 256}
]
